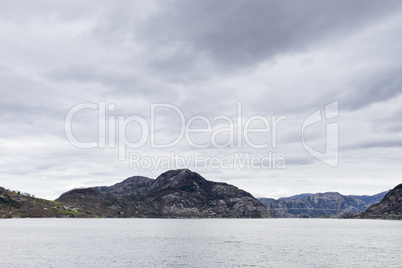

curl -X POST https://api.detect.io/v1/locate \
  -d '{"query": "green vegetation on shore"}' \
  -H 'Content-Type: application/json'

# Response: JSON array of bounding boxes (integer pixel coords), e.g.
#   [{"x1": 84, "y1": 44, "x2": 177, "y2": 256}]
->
[{"x1": 0, "y1": 187, "x2": 94, "y2": 218}]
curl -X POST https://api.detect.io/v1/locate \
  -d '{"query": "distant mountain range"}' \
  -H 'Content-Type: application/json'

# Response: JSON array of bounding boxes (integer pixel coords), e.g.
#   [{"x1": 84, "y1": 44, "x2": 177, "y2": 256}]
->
[
  {"x1": 1, "y1": 169, "x2": 401, "y2": 219},
  {"x1": 258, "y1": 191, "x2": 389, "y2": 218},
  {"x1": 349, "y1": 191, "x2": 389, "y2": 206},
  {"x1": 278, "y1": 193, "x2": 314, "y2": 201}
]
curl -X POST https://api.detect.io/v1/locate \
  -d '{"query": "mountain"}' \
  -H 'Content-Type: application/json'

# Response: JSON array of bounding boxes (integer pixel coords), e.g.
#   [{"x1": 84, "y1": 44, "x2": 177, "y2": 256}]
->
[
  {"x1": 278, "y1": 193, "x2": 313, "y2": 201},
  {"x1": 359, "y1": 183, "x2": 402, "y2": 219},
  {"x1": 259, "y1": 192, "x2": 367, "y2": 218},
  {"x1": 258, "y1": 197, "x2": 276, "y2": 207},
  {"x1": 57, "y1": 169, "x2": 271, "y2": 218},
  {"x1": 258, "y1": 190, "x2": 391, "y2": 218},
  {"x1": 95, "y1": 176, "x2": 154, "y2": 197},
  {"x1": 348, "y1": 191, "x2": 389, "y2": 206},
  {"x1": 0, "y1": 187, "x2": 92, "y2": 218},
  {"x1": 56, "y1": 187, "x2": 157, "y2": 217}
]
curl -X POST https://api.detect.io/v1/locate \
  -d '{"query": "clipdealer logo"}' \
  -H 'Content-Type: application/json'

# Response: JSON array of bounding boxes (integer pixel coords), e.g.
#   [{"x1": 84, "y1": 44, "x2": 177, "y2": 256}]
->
[
  {"x1": 301, "y1": 101, "x2": 339, "y2": 167},
  {"x1": 64, "y1": 100, "x2": 339, "y2": 171}
]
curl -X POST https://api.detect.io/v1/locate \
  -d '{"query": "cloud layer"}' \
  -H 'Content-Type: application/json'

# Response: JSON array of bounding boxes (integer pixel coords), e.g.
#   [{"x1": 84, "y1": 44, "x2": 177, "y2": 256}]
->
[{"x1": 1, "y1": 0, "x2": 402, "y2": 199}]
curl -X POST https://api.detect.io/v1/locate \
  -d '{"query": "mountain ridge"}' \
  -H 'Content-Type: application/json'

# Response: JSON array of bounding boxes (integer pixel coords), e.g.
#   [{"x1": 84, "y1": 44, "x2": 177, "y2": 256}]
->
[
  {"x1": 1, "y1": 171, "x2": 399, "y2": 219},
  {"x1": 258, "y1": 191, "x2": 389, "y2": 218},
  {"x1": 57, "y1": 169, "x2": 271, "y2": 218}
]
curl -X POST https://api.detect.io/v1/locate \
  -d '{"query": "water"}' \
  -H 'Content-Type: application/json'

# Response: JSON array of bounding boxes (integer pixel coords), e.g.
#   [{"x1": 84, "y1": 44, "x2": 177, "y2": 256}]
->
[{"x1": 0, "y1": 219, "x2": 401, "y2": 267}]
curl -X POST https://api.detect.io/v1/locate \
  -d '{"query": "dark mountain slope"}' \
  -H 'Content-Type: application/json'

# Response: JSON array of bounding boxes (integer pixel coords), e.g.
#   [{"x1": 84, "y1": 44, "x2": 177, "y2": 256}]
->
[
  {"x1": 144, "y1": 169, "x2": 270, "y2": 217},
  {"x1": 57, "y1": 187, "x2": 158, "y2": 217},
  {"x1": 95, "y1": 176, "x2": 154, "y2": 198},
  {"x1": 359, "y1": 183, "x2": 402, "y2": 219},
  {"x1": 57, "y1": 169, "x2": 271, "y2": 218}
]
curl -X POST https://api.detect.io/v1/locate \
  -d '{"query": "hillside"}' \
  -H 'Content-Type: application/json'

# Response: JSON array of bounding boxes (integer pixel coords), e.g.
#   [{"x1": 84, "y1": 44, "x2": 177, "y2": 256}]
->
[
  {"x1": 0, "y1": 187, "x2": 92, "y2": 218},
  {"x1": 359, "y1": 183, "x2": 402, "y2": 219},
  {"x1": 57, "y1": 169, "x2": 271, "y2": 218}
]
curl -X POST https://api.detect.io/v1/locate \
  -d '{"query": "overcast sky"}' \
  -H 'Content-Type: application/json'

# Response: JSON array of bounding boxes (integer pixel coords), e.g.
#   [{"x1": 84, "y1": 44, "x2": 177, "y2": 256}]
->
[{"x1": 1, "y1": 0, "x2": 402, "y2": 199}]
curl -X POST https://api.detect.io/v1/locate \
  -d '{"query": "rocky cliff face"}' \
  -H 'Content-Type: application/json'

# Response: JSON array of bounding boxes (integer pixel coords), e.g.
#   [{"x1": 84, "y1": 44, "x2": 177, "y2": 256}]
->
[
  {"x1": 95, "y1": 176, "x2": 154, "y2": 197},
  {"x1": 259, "y1": 192, "x2": 367, "y2": 218},
  {"x1": 57, "y1": 169, "x2": 271, "y2": 218},
  {"x1": 359, "y1": 183, "x2": 402, "y2": 219}
]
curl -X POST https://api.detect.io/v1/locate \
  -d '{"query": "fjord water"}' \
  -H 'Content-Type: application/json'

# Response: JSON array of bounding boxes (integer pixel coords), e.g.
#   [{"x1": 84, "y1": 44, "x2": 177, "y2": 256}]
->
[{"x1": 0, "y1": 219, "x2": 401, "y2": 267}]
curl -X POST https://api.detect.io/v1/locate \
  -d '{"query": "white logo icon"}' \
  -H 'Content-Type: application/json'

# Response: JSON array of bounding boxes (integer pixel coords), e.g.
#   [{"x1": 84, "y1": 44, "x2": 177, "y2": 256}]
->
[{"x1": 302, "y1": 101, "x2": 339, "y2": 167}]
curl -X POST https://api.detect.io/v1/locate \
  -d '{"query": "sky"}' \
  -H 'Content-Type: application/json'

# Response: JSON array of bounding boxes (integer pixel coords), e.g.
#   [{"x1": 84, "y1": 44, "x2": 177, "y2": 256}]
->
[{"x1": 1, "y1": 0, "x2": 402, "y2": 200}]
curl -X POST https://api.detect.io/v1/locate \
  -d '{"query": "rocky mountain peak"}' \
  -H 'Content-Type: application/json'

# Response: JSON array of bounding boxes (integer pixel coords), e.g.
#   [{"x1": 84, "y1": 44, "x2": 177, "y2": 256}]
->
[
  {"x1": 123, "y1": 176, "x2": 154, "y2": 185},
  {"x1": 95, "y1": 176, "x2": 154, "y2": 198},
  {"x1": 149, "y1": 169, "x2": 207, "y2": 192}
]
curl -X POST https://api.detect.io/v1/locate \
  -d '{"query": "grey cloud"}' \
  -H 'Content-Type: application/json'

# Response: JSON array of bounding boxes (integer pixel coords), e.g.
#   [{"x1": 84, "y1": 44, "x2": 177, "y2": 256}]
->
[
  {"x1": 0, "y1": 103, "x2": 63, "y2": 137},
  {"x1": 346, "y1": 136, "x2": 402, "y2": 150},
  {"x1": 284, "y1": 156, "x2": 315, "y2": 166},
  {"x1": 340, "y1": 66, "x2": 402, "y2": 110},
  {"x1": 2, "y1": 0, "x2": 402, "y2": 199},
  {"x1": 0, "y1": 73, "x2": 69, "y2": 138},
  {"x1": 46, "y1": 66, "x2": 141, "y2": 90},
  {"x1": 140, "y1": 0, "x2": 402, "y2": 74},
  {"x1": 45, "y1": 65, "x2": 182, "y2": 102},
  {"x1": 371, "y1": 106, "x2": 402, "y2": 133}
]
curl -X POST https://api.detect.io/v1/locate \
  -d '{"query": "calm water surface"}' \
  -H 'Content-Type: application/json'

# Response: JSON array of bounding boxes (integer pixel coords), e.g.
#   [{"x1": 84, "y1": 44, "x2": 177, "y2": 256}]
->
[{"x1": 0, "y1": 218, "x2": 401, "y2": 267}]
